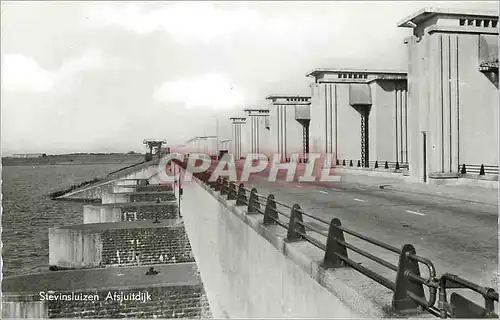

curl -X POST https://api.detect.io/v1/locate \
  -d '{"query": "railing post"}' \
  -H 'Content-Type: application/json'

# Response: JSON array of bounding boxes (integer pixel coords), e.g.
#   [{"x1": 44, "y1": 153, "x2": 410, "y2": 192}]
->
[
  {"x1": 385, "y1": 161, "x2": 389, "y2": 169},
  {"x1": 214, "y1": 177, "x2": 222, "y2": 192},
  {"x1": 349, "y1": 160, "x2": 353, "y2": 167},
  {"x1": 220, "y1": 178, "x2": 228, "y2": 195},
  {"x1": 357, "y1": 160, "x2": 361, "y2": 167},
  {"x1": 236, "y1": 183, "x2": 247, "y2": 206},
  {"x1": 323, "y1": 218, "x2": 348, "y2": 268},
  {"x1": 227, "y1": 182, "x2": 237, "y2": 200},
  {"x1": 207, "y1": 172, "x2": 216, "y2": 188},
  {"x1": 247, "y1": 188, "x2": 260, "y2": 214},
  {"x1": 480, "y1": 164, "x2": 485, "y2": 175},
  {"x1": 342, "y1": 159, "x2": 346, "y2": 166},
  {"x1": 375, "y1": 161, "x2": 379, "y2": 169},
  {"x1": 336, "y1": 159, "x2": 340, "y2": 166},
  {"x1": 396, "y1": 161, "x2": 400, "y2": 170},
  {"x1": 263, "y1": 194, "x2": 278, "y2": 225},
  {"x1": 460, "y1": 164, "x2": 466, "y2": 174},
  {"x1": 286, "y1": 204, "x2": 305, "y2": 242},
  {"x1": 392, "y1": 244, "x2": 426, "y2": 312}
]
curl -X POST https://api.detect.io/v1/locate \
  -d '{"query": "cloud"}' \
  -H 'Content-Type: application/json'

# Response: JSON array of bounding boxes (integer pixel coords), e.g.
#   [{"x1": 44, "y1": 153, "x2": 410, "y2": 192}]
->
[
  {"x1": 83, "y1": 3, "x2": 328, "y2": 44},
  {"x1": 153, "y1": 73, "x2": 244, "y2": 110},
  {"x1": 2, "y1": 54, "x2": 55, "y2": 92},
  {"x1": 2, "y1": 48, "x2": 105, "y2": 93}
]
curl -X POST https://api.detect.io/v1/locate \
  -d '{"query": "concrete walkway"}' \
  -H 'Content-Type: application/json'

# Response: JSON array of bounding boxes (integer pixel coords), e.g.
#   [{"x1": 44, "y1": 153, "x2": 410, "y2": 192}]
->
[{"x1": 3, "y1": 262, "x2": 200, "y2": 294}]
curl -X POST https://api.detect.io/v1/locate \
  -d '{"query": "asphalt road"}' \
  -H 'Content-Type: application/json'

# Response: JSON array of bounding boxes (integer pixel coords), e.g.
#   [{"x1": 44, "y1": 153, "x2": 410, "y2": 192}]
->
[{"x1": 244, "y1": 173, "x2": 498, "y2": 311}]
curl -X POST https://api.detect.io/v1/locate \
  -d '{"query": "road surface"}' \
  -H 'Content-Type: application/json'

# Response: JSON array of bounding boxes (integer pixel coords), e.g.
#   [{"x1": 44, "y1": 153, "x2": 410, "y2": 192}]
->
[{"x1": 243, "y1": 173, "x2": 498, "y2": 310}]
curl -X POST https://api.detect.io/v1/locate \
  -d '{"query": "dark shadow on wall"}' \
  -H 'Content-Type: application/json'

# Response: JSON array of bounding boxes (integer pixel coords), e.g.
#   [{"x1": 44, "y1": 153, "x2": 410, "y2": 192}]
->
[{"x1": 482, "y1": 70, "x2": 499, "y2": 89}]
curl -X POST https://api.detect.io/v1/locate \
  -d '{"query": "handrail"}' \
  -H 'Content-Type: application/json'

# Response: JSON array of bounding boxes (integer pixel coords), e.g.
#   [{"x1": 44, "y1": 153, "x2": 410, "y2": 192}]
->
[{"x1": 171, "y1": 159, "x2": 498, "y2": 318}]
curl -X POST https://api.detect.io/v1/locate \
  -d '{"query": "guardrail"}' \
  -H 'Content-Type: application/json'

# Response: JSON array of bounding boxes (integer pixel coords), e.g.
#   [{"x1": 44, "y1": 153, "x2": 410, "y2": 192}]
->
[
  {"x1": 459, "y1": 164, "x2": 498, "y2": 175},
  {"x1": 337, "y1": 159, "x2": 409, "y2": 170},
  {"x1": 171, "y1": 159, "x2": 497, "y2": 318}
]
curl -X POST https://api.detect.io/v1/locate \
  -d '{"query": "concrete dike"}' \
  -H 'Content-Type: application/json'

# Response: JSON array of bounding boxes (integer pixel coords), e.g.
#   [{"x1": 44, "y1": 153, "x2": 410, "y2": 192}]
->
[
  {"x1": 174, "y1": 163, "x2": 398, "y2": 319},
  {"x1": 2, "y1": 162, "x2": 212, "y2": 319}
]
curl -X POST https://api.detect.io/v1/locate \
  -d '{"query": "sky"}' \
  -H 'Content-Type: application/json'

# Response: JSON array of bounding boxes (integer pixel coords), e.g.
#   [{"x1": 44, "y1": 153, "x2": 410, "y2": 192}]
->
[{"x1": 1, "y1": 1, "x2": 498, "y2": 155}]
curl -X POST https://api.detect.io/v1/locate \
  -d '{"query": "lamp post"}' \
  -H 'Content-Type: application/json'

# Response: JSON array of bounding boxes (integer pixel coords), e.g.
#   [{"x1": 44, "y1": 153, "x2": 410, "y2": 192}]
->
[{"x1": 215, "y1": 115, "x2": 219, "y2": 159}]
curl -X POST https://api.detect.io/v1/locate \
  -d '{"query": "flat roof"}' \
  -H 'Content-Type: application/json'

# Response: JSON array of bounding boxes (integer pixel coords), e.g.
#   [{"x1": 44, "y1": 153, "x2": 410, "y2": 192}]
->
[
  {"x1": 265, "y1": 94, "x2": 311, "y2": 100},
  {"x1": 306, "y1": 68, "x2": 407, "y2": 78},
  {"x1": 398, "y1": 7, "x2": 499, "y2": 28}
]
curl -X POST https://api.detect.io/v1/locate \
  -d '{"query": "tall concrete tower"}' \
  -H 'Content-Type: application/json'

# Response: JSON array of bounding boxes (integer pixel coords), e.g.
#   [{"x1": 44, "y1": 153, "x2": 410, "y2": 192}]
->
[
  {"x1": 306, "y1": 69, "x2": 407, "y2": 168},
  {"x1": 230, "y1": 117, "x2": 246, "y2": 160},
  {"x1": 243, "y1": 109, "x2": 270, "y2": 159},
  {"x1": 265, "y1": 95, "x2": 311, "y2": 163},
  {"x1": 398, "y1": 8, "x2": 499, "y2": 183}
]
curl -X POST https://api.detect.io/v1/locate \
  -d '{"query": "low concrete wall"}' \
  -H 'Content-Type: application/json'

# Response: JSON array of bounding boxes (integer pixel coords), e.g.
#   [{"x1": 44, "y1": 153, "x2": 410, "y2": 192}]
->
[
  {"x1": 335, "y1": 167, "x2": 406, "y2": 179},
  {"x1": 427, "y1": 176, "x2": 498, "y2": 189},
  {"x1": 49, "y1": 227, "x2": 103, "y2": 269},
  {"x1": 178, "y1": 167, "x2": 388, "y2": 318},
  {"x1": 49, "y1": 222, "x2": 194, "y2": 269},
  {"x1": 83, "y1": 205, "x2": 122, "y2": 224},
  {"x1": 113, "y1": 185, "x2": 137, "y2": 193},
  {"x1": 102, "y1": 193, "x2": 129, "y2": 204},
  {"x1": 2, "y1": 300, "x2": 48, "y2": 319}
]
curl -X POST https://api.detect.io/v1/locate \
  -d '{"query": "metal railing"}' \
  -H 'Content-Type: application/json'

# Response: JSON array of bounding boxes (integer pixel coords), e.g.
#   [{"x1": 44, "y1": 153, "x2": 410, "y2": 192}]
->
[
  {"x1": 459, "y1": 164, "x2": 498, "y2": 176},
  {"x1": 172, "y1": 159, "x2": 498, "y2": 318},
  {"x1": 337, "y1": 159, "x2": 409, "y2": 170}
]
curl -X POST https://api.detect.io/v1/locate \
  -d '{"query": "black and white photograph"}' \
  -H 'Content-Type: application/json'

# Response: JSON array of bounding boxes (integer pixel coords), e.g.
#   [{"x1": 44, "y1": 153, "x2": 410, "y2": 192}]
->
[{"x1": 1, "y1": 1, "x2": 499, "y2": 319}]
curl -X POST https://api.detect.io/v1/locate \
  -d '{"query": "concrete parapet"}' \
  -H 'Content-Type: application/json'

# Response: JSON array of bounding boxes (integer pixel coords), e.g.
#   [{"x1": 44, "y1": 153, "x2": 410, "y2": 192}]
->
[
  {"x1": 178, "y1": 166, "x2": 396, "y2": 318},
  {"x1": 2, "y1": 299, "x2": 48, "y2": 319},
  {"x1": 112, "y1": 185, "x2": 137, "y2": 193},
  {"x1": 102, "y1": 193, "x2": 129, "y2": 204},
  {"x1": 60, "y1": 180, "x2": 116, "y2": 201},
  {"x1": 83, "y1": 202, "x2": 178, "y2": 224},
  {"x1": 49, "y1": 221, "x2": 193, "y2": 269},
  {"x1": 102, "y1": 191, "x2": 176, "y2": 204},
  {"x1": 83, "y1": 205, "x2": 122, "y2": 224}
]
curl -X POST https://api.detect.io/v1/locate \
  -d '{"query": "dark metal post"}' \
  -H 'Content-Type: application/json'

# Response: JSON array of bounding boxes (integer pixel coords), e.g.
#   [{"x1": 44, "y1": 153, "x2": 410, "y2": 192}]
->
[
  {"x1": 286, "y1": 204, "x2": 305, "y2": 242},
  {"x1": 227, "y1": 182, "x2": 237, "y2": 200},
  {"x1": 392, "y1": 244, "x2": 426, "y2": 312},
  {"x1": 247, "y1": 188, "x2": 260, "y2": 214},
  {"x1": 263, "y1": 194, "x2": 278, "y2": 225},
  {"x1": 214, "y1": 177, "x2": 222, "y2": 192},
  {"x1": 323, "y1": 218, "x2": 348, "y2": 268},
  {"x1": 236, "y1": 183, "x2": 247, "y2": 206},
  {"x1": 220, "y1": 178, "x2": 228, "y2": 195},
  {"x1": 480, "y1": 164, "x2": 485, "y2": 175},
  {"x1": 460, "y1": 164, "x2": 466, "y2": 174}
]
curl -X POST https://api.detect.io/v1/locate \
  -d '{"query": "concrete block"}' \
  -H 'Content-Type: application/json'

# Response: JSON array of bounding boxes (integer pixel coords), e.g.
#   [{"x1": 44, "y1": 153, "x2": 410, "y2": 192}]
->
[
  {"x1": 102, "y1": 193, "x2": 129, "y2": 204},
  {"x1": 2, "y1": 301, "x2": 48, "y2": 319}
]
